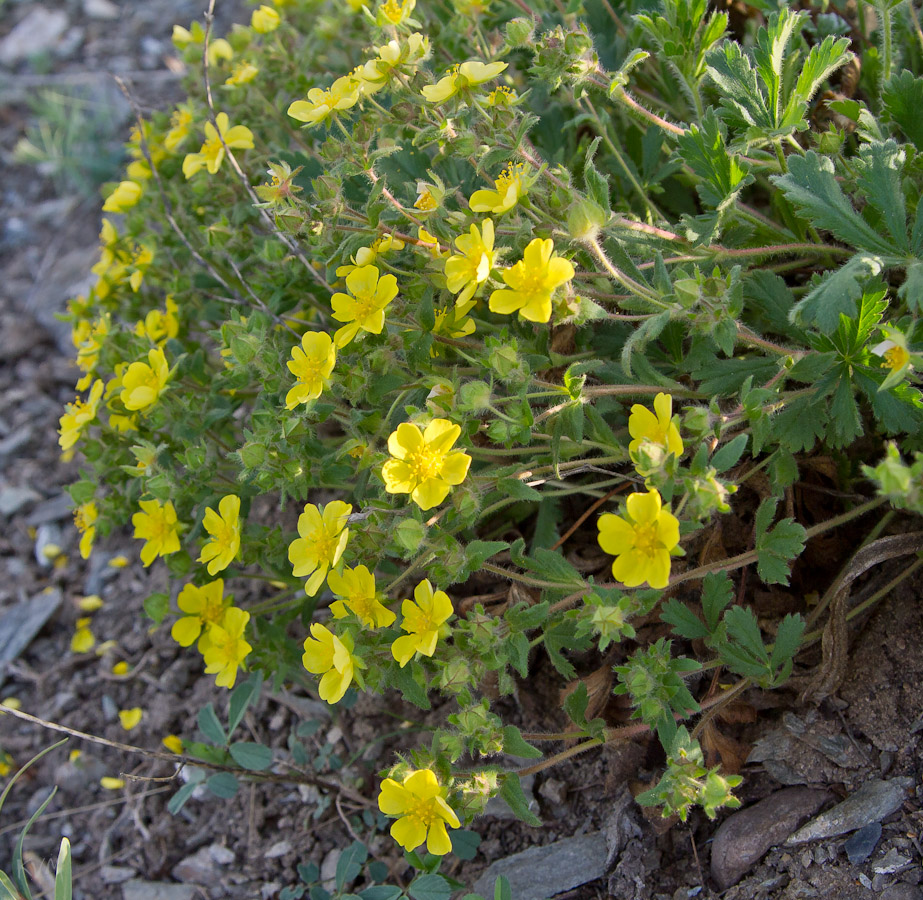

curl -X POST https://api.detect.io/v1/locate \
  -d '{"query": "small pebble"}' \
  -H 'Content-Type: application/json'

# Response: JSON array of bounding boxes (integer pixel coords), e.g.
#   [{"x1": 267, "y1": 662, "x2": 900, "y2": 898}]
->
[{"x1": 844, "y1": 822, "x2": 882, "y2": 865}]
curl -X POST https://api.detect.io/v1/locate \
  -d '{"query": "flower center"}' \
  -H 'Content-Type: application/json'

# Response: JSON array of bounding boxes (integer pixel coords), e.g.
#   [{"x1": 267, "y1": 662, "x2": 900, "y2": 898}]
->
[
  {"x1": 203, "y1": 135, "x2": 223, "y2": 163},
  {"x1": 885, "y1": 345, "x2": 909, "y2": 371},
  {"x1": 405, "y1": 797, "x2": 440, "y2": 826},
  {"x1": 407, "y1": 446, "x2": 442, "y2": 482},
  {"x1": 495, "y1": 163, "x2": 524, "y2": 191},
  {"x1": 632, "y1": 522, "x2": 661, "y2": 557},
  {"x1": 309, "y1": 528, "x2": 339, "y2": 564}
]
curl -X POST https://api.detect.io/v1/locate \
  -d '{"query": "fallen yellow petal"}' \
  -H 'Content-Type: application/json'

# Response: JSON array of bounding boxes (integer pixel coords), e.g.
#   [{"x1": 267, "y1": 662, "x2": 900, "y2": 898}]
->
[
  {"x1": 100, "y1": 777, "x2": 126, "y2": 790},
  {"x1": 119, "y1": 708, "x2": 143, "y2": 731}
]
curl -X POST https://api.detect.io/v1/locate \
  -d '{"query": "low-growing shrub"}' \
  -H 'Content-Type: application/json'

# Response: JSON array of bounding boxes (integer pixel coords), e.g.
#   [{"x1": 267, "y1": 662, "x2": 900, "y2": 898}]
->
[{"x1": 58, "y1": 0, "x2": 923, "y2": 872}]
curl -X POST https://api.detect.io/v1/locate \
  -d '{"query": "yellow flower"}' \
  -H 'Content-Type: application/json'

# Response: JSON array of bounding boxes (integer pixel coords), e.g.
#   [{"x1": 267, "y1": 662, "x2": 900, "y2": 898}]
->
[
  {"x1": 74, "y1": 501, "x2": 98, "y2": 559},
  {"x1": 628, "y1": 393, "x2": 684, "y2": 459},
  {"x1": 489, "y1": 238, "x2": 574, "y2": 323},
  {"x1": 171, "y1": 579, "x2": 231, "y2": 649},
  {"x1": 119, "y1": 708, "x2": 143, "y2": 731},
  {"x1": 164, "y1": 105, "x2": 194, "y2": 152},
  {"x1": 417, "y1": 226, "x2": 445, "y2": 257},
  {"x1": 135, "y1": 296, "x2": 179, "y2": 345},
  {"x1": 128, "y1": 244, "x2": 153, "y2": 292},
  {"x1": 182, "y1": 112, "x2": 254, "y2": 178},
  {"x1": 331, "y1": 265, "x2": 399, "y2": 347},
  {"x1": 102, "y1": 180, "x2": 143, "y2": 213},
  {"x1": 288, "y1": 76, "x2": 360, "y2": 127},
  {"x1": 163, "y1": 734, "x2": 184, "y2": 754},
  {"x1": 208, "y1": 38, "x2": 234, "y2": 67},
  {"x1": 199, "y1": 495, "x2": 242, "y2": 575},
  {"x1": 109, "y1": 413, "x2": 137, "y2": 433},
  {"x1": 203, "y1": 607, "x2": 252, "y2": 688},
  {"x1": 251, "y1": 4, "x2": 280, "y2": 32},
  {"x1": 302, "y1": 623, "x2": 364, "y2": 704},
  {"x1": 336, "y1": 234, "x2": 405, "y2": 277},
  {"x1": 100, "y1": 777, "x2": 126, "y2": 790},
  {"x1": 71, "y1": 617, "x2": 95, "y2": 653},
  {"x1": 328, "y1": 565, "x2": 396, "y2": 628},
  {"x1": 421, "y1": 60, "x2": 507, "y2": 103},
  {"x1": 59, "y1": 379, "x2": 104, "y2": 451},
  {"x1": 225, "y1": 61, "x2": 259, "y2": 86},
  {"x1": 597, "y1": 489, "x2": 680, "y2": 589},
  {"x1": 444, "y1": 219, "x2": 496, "y2": 305},
  {"x1": 382, "y1": 419, "x2": 471, "y2": 511},
  {"x1": 75, "y1": 314, "x2": 109, "y2": 374},
  {"x1": 286, "y1": 332, "x2": 336, "y2": 409},
  {"x1": 77, "y1": 594, "x2": 104, "y2": 612},
  {"x1": 288, "y1": 501, "x2": 352, "y2": 596},
  {"x1": 120, "y1": 348, "x2": 170, "y2": 411},
  {"x1": 378, "y1": 768, "x2": 460, "y2": 855},
  {"x1": 377, "y1": 0, "x2": 415, "y2": 25},
  {"x1": 132, "y1": 498, "x2": 181, "y2": 567},
  {"x1": 431, "y1": 301, "x2": 476, "y2": 349},
  {"x1": 469, "y1": 162, "x2": 528, "y2": 215},
  {"x1": 391, "y1": 579, "x2": 453, "y2": 667}
]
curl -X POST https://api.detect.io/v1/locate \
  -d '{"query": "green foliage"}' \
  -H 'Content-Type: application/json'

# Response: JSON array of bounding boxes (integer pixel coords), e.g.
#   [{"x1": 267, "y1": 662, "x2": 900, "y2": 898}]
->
[{"x1": 48, "y1": 0, "x2": 923, "y2": 868}]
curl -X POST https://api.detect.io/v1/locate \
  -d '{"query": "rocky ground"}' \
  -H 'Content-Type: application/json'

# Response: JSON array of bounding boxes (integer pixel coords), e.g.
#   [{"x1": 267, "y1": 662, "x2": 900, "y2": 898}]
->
[{"x1": 0, "y1": 1, "x2": 922, "y2": 899}]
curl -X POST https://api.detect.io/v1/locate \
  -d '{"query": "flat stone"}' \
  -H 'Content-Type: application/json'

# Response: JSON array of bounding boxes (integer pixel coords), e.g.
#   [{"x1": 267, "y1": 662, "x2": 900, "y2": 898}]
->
[
  {"x1": 844, "y1": 822, "x2": 882, "y2": 865},
  {"x1": 787, "y1": 778, "x2": 914, "y2": 845},
  {"x1": 122, "y1": 882, "x2": 197, "y2": 900},
  {"x1": 0, "y1": 486, "x2": 41, "y2": 517},
  {"x1": 264, "y1": 840, "x2": 291, "y2": 859},
  {"x1": 710, "y1": 788, "x2": 831, "y2": 889},
  {"x1": 27, "y1": 494, "x2": 75, "y2": 526},
  {"x1": 101, "y1": 866, "x2": 137, "y2": 884},
  {"x1": 83, "y1": 0, "x2": 119, "y2": 18},
  {"x1": 0, "y1": 588, "x2": 62, "y2": 688},
  {"x1": 0, "y1": 427, "x2": 34, "y2": 460},
  {"x1": 0, "y1": 8, "x2": 70, "y2": 65},
  {"x1": 172, "y1": 846, "x2": 219, "y2": 884},
  {"x1": 881, "y1": 886, "x2": 923, "y2": 900},
  {"x1": 472, "y1": 831, "x2": 608, "y2": 900},
  {"x1": 874, "y1": 848, "x2": 913, "y2": 875}
]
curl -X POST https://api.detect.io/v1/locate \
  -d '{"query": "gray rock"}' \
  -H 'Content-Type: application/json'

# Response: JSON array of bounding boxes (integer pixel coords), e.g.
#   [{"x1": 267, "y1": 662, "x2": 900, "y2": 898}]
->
[
  {"x1": 0, "y1": 588, "x2": 62, "y2": 688},
  {"x1": 0, "y1": 486, "x2": 41, "y2": 517},
  {"x1": 0, "y1": 426, "x2": 34, "y2": 460},
  {"x1": 0, "y1": 8, "x2": 70, "y2": 65},
  {"x1": 53, "y1": 753, "x2": 107, "y2": 795},
  {"x1": 208, "y1": 844, "x2": 236, "y2": 865},
  {"x1": 710, "y1": 787, "x2": 831, "y2": 889},
  {"x1": 101, "y1": 866, "x2": 137, "y2": 884},
  {"x1": 844, "y1": 822, "x2": 882, "y2": 865},
  {"x1": 473, "y1": 831, "x2": 609, "y2": 900},
  {"x1": 122, "y1": 882, "x2": 197, "y2": 900},
  {"x1": 604, "y1": 786, "x2": 642, "y2": 868},
  {"x1": 264, "y1": 840, "x2": 291, "y2": 859},
  {"x1": 320, "y1": 847, "x2": 342, "y2": 890},
  {"x1": 172, "y1": 846, "x2": 220, "y2": 883},
  {"x1": 83, "y1": 0, "x2": 120, "y2": 18},
  {"x1": 874, "y1": 848, "x2": 913, "y2": 875},
  {"x1": 881, "y1": 886, "x2": 923, "y2": 900},
  {"x1": 34, "y1": 523, "x2": 62, "y2": 566},
  {"x1": 787, "y1": 778, "x2": 914, "y2": 845},
  {"x1": 27, "y1": 494, "x2": 75, "y2": 526}
]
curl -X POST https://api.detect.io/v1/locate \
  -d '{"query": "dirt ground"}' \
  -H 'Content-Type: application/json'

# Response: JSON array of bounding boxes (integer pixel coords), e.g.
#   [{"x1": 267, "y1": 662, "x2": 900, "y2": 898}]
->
[{"x1": 0, "y1": 2, "x2": 921, "y2": 899}]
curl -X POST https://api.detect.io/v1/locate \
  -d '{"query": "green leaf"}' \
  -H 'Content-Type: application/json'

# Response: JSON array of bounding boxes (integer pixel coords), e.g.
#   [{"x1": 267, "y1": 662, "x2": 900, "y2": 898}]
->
[
  {"x1": 506, "y1": 631, "x2": 530, "y2": 678},
  {"x1": 505, "y1": 601, "x2": 549, "y2": 631},
  {"x1": 702, "y1": 571, "x2": 733, "y2": 632},
  {"x1": 521, "y1": 548, "x2": 584, "y2": 587},
  {"x1": 389, "y1": 662, "x2": 431, "y2": 710},
  {"x1": 827, "y1": 377, "x2": 862, "y2": 448},
  {"x1": 499, "y1": 774, "x2": 541, "y2": 827},
  {"x1": 336, "y1": 841, "x2": 368, "y2": 892},
  {"x1": 882, "y1": 69, "x2": 923, "y2": 150},
  {"x1": 707, "y1": 42, "x2": 772, "y2": 134},
  {"x1": 675, "y1": 109, "x2": 752, "y2": 208},
  {"x1": 360, "y1": 888, "x2": 402, "y2": 900},
  {"x1": 754, "y1": 500, "x2": 806, "y2": 585},
  {"x1": 198, "y1": 703, "x2": 227, "y2": 746},
  {"x1": 752, "y1": 8, "x2": 803, "y2": 128},
  {"x1": 769, "y1": 613, "x2": 805, "y2": 678},
  {"x1": 772, "y1": 153, "x2": 894, "y2": 256},
  {"x1": 502, "y1": 725, "x2": 543, "y2": 759},
  {"x1": 14, "y1": 784, "x2": 58, "y2": 897},
  {"x1": 854, "y1": 141, "x2": 908, "y2": 252},
  {"x1": 582, "y1": 136, "x2": 611, "y2": 214},
  {"x1": 408, "y1": 875, "x2": 451, "y2": 900},
  {"x1": 782, "y1": 34, "x2": 852, "y2": 130},
  {"x1": 228, "y1": 673, "x2": 262, "y2": 738},
  {"x1": 0, "y1": 871, "x2": 20, "y2": 900},
  {"x1": 450, "y1": 829, "x2": 482, "y2": 861},
  {"x1": 661, "y1": 598, "x2": 709, "y2": 640},
  {"x1": 494, "y1": 876, "x2": 512, "y2": 900},
  {"x1": 143, "y1": 593, "x2": 169, "y2": 624},
  {"x1": 206, "y1": 772, "x2": 239, "y2": 799},
  {"x1": 229, "y1": 742, "x2": 273, "y2": 771},
  {"x1": 496, "y1": 478, "x2": 542, "y2": 502},
  {"x1": 711, "y1": 433, "x2": 748, "y2": 473},
  {"x1": 724, "y1": 606, "x2": 769, "y2": 664},
  {"x1": 563, "y1": 681, "x2": 589, "y2": 727},
  {"x1": 465, "y1": 541, "x2": 509, "y2": 570},
  {"x1": 54, "y1": 838, "x2": 72, "y2": 900},
  {"x1": 167, "y1": 781, "x2": 200, "y2": 815},
  {"x1": 531, "y1": 496, "x2": 561, "y2": 551},
  {"x1": 544, "y1": 619, "x2": 590, "y2": 679}
]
